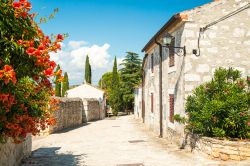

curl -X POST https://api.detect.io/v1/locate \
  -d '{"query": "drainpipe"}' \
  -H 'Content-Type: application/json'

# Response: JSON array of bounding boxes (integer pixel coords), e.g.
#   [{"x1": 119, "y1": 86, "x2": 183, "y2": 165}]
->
[
  {"x1": 142, "y1": 71, "x2": 145, "y2": 123},
  {"x1": 141, "y1": 54, "x2": 148, "y2": 123},
  {"x1": 155, "y1": 39, "x2": 163, "y2": 138}
]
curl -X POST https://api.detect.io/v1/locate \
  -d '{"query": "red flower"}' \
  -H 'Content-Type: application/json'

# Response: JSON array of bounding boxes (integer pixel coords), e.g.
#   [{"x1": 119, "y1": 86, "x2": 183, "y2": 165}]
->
[
  {"x1": 24, "y1": 1, "x2": 32, "y2": 10},
  {"x1": 34, "y1": 50, "x2": 41, "y2": 56},
  {"x1": 21, "y1": 12, "x2": 28, "y2": 18},
  {"x1": 17, "y1": 40, "x2": 23, "y2": 45},
  {"x1": 43, "y1": 79, "x2": 51, "y2": 87},
  {"x1": 20, "y1": 0, "x2": 27, "y2": 3},
  {"x1": 0, "y1": 65, "x2": 17, "y2": 84},
  {"x1": 0, "y1": 93, "x2": 10, "y2": 103},
  {"x1": 3, "y1": 65, "x2": 13, "y2": 72},
  {"x1": 57, "y1": 34, "x2": 64, "y2": 41},
  {"x1": 44, "y1": 68, "x2": 54, "y2": 76},
  {"x1": 12, "y1": 2, "x2": 21, "y2": 9},
  {"x1": 49, "y1": 61, "x2": 56, "y2": 69},
  {"x1": 26, "y1": 47, "x2": 36, "y2": 55},
  {"x1": 38, "y1": 45, "x2": 45, "y2": 51}
]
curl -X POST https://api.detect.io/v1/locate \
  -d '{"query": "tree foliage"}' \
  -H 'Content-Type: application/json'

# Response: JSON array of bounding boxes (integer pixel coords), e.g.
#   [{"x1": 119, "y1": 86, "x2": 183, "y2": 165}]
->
[
  {"x1": 177, "y1": 68, "x2": 250, "y2": 139},
  {"x1": 0, "y1": 0, "x2": 64, "y2": 143},
  {"x1": 55, "y1": 65, "x2": 61, "y2": 97},
  {"x1": 85, "y1": 55, "x2": 92, "y2": 84},
  {"x1": 98, "y1": 72, "x2": 112, "y2": 90},
  {"x1": 101, "y1": 54, "x2": 142, "y2": 116},
  {"x1": 62, "y1": 72, "x2": 69, "y2": 97},
  {"x1": 119, "y1": 52, "x2": 142, "y2": 111},
  {"x1": 109, "y1": 57, "x2": 123, "y2": 116}
]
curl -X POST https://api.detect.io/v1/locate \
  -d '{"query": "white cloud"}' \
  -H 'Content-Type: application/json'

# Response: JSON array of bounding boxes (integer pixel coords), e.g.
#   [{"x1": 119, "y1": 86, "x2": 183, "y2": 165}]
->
[
  {"x1": 68, "y1": 40, "x2": 88, "y2": 49},
  {"x1": 117, "y1": 57, "x2": 124, "y2": 68},
  {"x1": 50, "y1": 41, "x2": 112, "y2": 85}
]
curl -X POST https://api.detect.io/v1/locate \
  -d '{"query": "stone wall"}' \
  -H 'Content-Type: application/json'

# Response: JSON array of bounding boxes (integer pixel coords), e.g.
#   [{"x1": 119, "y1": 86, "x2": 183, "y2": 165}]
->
[
  {"x1": 183, "y1": 0, "x2": 250, "y2": 99},
  {"x1": 83, "y1": 98, "x2": 105, "y2": 122},
  {"x1": 195, "y1": 137, "x2": 250, "y2": 161},
  {"x1": 0, "y1": 135, "x2": 32, "y2": 166},
  {"x1": 142, "y1": 0, "x2": 250, "y2": 145},
  {"x1": 50, "y1": 97, "x2": 84, "y2": 133},
  {"x1": 134, "y1": 87, "x2": 142, "y2": 120}
]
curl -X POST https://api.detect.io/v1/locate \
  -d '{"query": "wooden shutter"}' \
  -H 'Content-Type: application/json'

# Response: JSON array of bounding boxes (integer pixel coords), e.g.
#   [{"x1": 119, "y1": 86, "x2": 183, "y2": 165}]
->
[
  {"x1": 169, "y1": 94, "x2": 174, "y2": 123},
  {"x1": 151, "y1": 54, "x2": 154, "y2": 73},
  {"x1": 151, "y1": 93, "x2": 154, "y2": 113},
  {"x1": 169, "y1": 38, "x2": 175, "y2": 67}
]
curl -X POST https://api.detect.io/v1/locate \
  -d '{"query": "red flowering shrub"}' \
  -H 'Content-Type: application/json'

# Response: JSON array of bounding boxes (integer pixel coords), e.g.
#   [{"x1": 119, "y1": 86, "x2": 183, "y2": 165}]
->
[
  {"x1": 182, "y1": 68, "x2": 250, "y2": 139},
  {"x1": 0, "y1": 0, "x2": 64, "y2": 143}
]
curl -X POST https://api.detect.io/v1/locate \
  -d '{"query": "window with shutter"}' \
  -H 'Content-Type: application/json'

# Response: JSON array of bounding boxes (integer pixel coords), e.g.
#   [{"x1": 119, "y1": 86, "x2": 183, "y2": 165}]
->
[
  {"x1": 169, "y1": 37, "x2": 175, "y2": 67},
  {"x1": 169, "y1": 94, "x2": 174, "y2": 123},
  {"x1": 151, "y1": 54, "x2": 154, "y2": 73},
  {"x1": 151, "y1": 93, "x2": 154, "y2": 113}
]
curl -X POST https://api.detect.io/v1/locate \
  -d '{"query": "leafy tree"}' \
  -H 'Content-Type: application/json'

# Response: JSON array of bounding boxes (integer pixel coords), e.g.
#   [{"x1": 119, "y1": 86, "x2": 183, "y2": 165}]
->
[
  {"x1": 98, "y1": 72, "x2": 112, "y2": 90},
  {"x1": 62, "y1": 72, "x2": 69, "y2": 97},
  {"x1": 119, "y1": 52, "x2": 142, "y2": 112},
  {"x1": 176, "y1": 68, "x2": 250, "y2": 139},
  {"x1": 85, "y1": 55, "x2": 92, "y2": 84},
  {"x1": 55, "y1": 65, "x2": 62, "y2": 97},
  {"x1": 109, "y1": 57, "x2": 123, "y2": 116},
  {"x1": 0, "y1": 0, "x2": 64, "y2": 143}
]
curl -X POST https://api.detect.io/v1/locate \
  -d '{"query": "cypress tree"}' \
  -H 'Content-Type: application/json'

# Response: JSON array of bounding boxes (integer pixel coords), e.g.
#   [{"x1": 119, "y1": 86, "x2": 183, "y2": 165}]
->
[
  {"x1": 112, "y1": 56, "x2": 118, "y2": 87},
  {"x1": 109, "y1": 56, "x2": 123, "y2": 116},
  {"x1": 62, "y1": 72, "x2": 69, "y2": 97},
  {"x1": 55, "y1": 65, "x2": 62, "y2": 97},
  {"x1": 84, "y1": 55, "x2": 92, "y2": 84}
]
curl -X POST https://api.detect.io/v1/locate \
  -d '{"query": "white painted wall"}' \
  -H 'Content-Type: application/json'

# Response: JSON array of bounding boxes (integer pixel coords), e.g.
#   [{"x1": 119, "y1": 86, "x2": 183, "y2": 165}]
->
[{"x1": 66, "y1": 83, "x2": 105, "y2": 102}]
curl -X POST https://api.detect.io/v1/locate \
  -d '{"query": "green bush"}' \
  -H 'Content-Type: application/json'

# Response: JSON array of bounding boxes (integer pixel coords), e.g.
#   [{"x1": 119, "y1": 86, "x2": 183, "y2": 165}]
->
[{"x1": 183, "y1": 68, "x2": 250, "y2": 139}]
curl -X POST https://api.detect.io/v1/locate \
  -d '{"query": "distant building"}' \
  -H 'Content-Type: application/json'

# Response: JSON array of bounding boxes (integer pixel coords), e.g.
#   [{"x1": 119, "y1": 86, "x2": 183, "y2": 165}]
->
[
  {"x1": 141, "y1": 0, "x2": 250, "y2": 144},
  {"x1": 134, "y1": 85, "x2": 142, "y2": 121},
  {"x1": 66, "y1": 83, "x2": 106, "y2": 122}
]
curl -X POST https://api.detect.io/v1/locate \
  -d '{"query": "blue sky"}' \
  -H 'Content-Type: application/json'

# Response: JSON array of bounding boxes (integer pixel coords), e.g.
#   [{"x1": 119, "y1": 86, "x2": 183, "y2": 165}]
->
[{"x1": 30, "y1": 0, "x2": 211, "y2": 85}]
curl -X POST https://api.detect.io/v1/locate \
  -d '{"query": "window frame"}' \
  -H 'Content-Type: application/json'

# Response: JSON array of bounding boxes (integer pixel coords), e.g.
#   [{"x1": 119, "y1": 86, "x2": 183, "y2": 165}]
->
[
  {"x1": 169, "y1": 94, "x2": 175, "y2": 123},
  {"x1": 169, "y1": 37, "x2": 175, "y2": 67}
]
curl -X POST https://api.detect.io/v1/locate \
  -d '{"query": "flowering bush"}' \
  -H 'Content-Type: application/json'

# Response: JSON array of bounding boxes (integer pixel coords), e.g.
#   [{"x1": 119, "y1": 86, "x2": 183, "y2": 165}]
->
[
  {"x1": 176, "y1": 68, "x2": 250, "y2": 139},
  {"x1": 0, "y1": 0, "x2": 64, "y2": 143}
]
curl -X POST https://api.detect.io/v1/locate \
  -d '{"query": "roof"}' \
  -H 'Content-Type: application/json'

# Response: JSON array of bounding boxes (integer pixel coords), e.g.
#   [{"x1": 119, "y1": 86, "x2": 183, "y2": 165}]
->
[
  {"x1": 141, "y1": 0, "x2": 219, "y2": 52},
  {"x1": 66, "y1": 83, "x2": 105, "y2": 100}
]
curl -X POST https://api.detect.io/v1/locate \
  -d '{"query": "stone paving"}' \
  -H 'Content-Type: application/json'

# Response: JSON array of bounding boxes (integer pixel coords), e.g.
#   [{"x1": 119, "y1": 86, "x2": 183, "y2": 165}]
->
[{"x1": 21, "y1": 115, "x2": 250, "y2": 166}]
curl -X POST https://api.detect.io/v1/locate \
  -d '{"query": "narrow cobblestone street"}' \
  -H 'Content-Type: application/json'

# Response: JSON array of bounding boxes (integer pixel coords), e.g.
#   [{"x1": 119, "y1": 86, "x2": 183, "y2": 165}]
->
[{"x1": 21, "y1": 116, "x2": 250, "y2": 166}]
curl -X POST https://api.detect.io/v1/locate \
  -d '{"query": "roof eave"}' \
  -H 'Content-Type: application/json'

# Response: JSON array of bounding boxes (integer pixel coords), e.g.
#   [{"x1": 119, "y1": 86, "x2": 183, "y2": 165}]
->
[{"x1": 141, "y1": 13, "x2": 186, "y2": 53}]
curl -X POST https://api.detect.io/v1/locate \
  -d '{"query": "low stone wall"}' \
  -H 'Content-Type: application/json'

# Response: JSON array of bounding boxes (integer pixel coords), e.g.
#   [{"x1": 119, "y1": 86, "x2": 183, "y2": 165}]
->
[
  {"x1": 83, "y1": 99, "x2": 103, "y2": 122},
  {"x1": 195, "y1": 137, "x2": 250, "y2": 161},
  {"x1": 50, "y1": 97, "x2": 84, "y2": 133},
  {"x1": 0, "y1": 134, "x2": 32, "y2": 166}
]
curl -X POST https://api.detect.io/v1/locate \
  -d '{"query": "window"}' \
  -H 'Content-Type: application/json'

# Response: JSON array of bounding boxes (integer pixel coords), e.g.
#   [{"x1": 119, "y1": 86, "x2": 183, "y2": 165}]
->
[
  {"x1": 151, "y1": 93, "x2": 154, "y2": 113},
  {"x1": 169, "y1": 37, "x2": 175, "y2": 67},
  {"x1": 151, "y1": 54, "x2": 154, "y2": 73},
  {"x1": 169, "y1": 94, "x2": 174, "y2": 123}
]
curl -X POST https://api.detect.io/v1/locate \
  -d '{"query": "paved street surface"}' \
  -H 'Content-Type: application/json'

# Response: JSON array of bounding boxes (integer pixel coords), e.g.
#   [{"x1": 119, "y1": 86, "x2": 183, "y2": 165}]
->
[{"x1": 21, "y1": 115, "x2": 250, "y2": 166}]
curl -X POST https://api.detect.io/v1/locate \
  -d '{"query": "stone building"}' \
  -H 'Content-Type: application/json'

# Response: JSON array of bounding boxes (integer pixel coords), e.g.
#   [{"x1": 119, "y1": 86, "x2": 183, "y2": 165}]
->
[
  {"x1": 134, "y1": 85, "x2": 142, "y2": 121},
  {"x1": 141, "y1": 0, "x2": 250, "y2": 145},
  {"x1": 66, "y1": 83, "x2": 106, "y2": 122}
]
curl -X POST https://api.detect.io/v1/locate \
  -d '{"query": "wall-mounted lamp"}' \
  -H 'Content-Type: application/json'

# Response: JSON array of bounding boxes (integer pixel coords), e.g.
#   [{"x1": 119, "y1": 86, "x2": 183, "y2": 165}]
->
[{"x1": 161, "y1": 33, "x2": 186, "y2": 56}]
